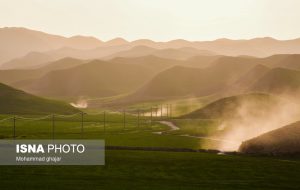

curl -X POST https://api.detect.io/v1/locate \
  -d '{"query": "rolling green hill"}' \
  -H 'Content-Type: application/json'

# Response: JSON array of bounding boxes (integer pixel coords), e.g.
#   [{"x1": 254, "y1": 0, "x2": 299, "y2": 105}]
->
[
  {"x1": 181, "y1": 93, "x2": 277, "y2": 119},
  {"x1": 0, "y1": 83, "x2": 78, "y2": 114},
  {"x1": 239, "y1": 121, "x2": 300, "y2": 155}
]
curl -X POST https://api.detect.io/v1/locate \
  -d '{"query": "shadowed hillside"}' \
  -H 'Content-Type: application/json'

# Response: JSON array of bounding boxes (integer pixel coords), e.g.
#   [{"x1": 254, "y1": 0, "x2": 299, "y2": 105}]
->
[
  {"x1": 1, "y1": 52, "x2": 55, "y2": 69},
  {"x1": 0, "y1": 83, "x2": 78, "y2": 114},
  {"x1": 185, "y1": 55, "x2": 221, "y2": 68},
  {"x1": 14, "y1": 56, "x2": 205, "y2": 99},
  {"x1": 261, "y1": 54, "x2": 300, "y2": 70},
  {"x1": 21, "y1": 60, "x2": 161, "y2": 98},
  {"x1": 0, "y1": 58, "x2": 85, "y2": 85},
  {"x1": 123, "y1": 59, "x2": 256, "y2": 102},
  {"x1": 231, "y1": 64, "x2": 270, "y2": 91},
  {"x1": 181, "y1": 93, "x2": 277, "y2": 119},
  {"x1": 249, "y1": 68, "x2": 300, "y2": 94},
  {"x1": 239, "y1": 121, "x2": 300, "y2": 155},
  {"x1": 110, "y1": 55, "x2": 184, "y2": 72}
]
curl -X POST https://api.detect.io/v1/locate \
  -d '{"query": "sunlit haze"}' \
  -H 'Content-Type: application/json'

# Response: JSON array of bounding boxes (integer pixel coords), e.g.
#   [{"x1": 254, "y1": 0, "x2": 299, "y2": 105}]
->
[{"x1": 1, "y1": 0, "x2": 300, "y2": 41}]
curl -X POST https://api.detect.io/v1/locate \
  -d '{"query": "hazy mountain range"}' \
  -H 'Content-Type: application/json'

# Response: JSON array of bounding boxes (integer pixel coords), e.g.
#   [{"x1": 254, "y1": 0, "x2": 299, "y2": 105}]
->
[
  {"x1": 2, "y1": 27, "x2": 300, "y2": 69},
  {"x1": 2, "y1": 52, "x2": 300, "y2": 102}
]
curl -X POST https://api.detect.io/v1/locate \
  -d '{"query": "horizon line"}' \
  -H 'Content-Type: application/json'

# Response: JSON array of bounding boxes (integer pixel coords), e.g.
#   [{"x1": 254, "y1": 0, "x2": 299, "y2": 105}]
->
[{"x1": 1, "y1": 26, "x2": 300, "y2": 43}]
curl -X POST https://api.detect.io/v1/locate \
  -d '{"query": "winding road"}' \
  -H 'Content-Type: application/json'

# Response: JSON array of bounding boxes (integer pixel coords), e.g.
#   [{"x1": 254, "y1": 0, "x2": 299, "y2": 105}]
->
[
  {"x1": 159, "y1": 121, "x2": 179, "y2": 131},
  {"x1": 158, "y1": 121, "x2": 238, "y2": 144}
]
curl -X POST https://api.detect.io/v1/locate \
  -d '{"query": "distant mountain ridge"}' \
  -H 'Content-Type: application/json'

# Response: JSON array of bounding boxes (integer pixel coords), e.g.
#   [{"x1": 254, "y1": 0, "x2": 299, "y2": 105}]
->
[
  {"x1": 1, "y1": 27, "x2": 300, "y2": 68},
  {"x1": 0, "y1": 27, "x2": 103, "y2": 64}
]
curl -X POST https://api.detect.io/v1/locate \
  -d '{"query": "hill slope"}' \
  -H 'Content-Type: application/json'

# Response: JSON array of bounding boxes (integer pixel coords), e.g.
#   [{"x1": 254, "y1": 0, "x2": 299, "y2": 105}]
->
[
  {"x1": 106, "y1": 46, "x2": 215, "y2": 60},
  {"x1": 0, "y1": 83, "x2": 78, "y2": 114},
  {"x1": 182, "y1": 93, "x2": 277, "y2": 119},
  {"x1": 0, "y1": 58, "x2": 85, "y2": 85},
  {"x1": 124, "y1": 60, "x2": 256, "y2": 102},
  {"x1": 239, "y1": 121, "x2": 300, "y2": 155},
  {"x1": 110, "y1": 55, "x2": 184, "y2": 71},
  {"x1": 261, "y1": 54, "x2": 300, "y2": 70},
  {"x1": 1, "y1": 52, "x2": 55, "y2": 69},
  {"x1": 232, "y1": 64, "x2": 270, "y2": 91},
  {"x1": 249, "y1": 68, "x2": 300, "y2": 94},
  {"x1": 21, "y1": 60, "x2": 160, "y2": 98}
]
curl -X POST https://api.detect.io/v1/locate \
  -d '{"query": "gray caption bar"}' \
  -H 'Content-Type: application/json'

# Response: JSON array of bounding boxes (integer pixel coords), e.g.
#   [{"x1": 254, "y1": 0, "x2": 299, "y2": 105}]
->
[{"x1": 0, "y1": 140, "x2": 105, "y2": 165}]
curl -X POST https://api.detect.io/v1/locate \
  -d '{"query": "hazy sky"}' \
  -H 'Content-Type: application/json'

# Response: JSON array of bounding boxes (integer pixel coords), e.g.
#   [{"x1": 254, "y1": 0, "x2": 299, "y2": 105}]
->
[{"x1": 0, "y1": 0, "x2": 300, "y2": 41}]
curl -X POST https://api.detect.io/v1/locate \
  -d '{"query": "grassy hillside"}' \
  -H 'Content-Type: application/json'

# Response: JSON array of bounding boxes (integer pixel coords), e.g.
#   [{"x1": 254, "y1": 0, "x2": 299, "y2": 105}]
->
[
  {"x1": 182, "y1": 93, "x2": 277, "y2": 119},
  {"x1": 0, "y1": 83, "x2": 78, "y2": 114},
  {"x1": 239, "y1": 121, "x2": 300, "y2": 155},
  {"x1": 250, "y1": 67, "x2": 300, "y2": 94}
]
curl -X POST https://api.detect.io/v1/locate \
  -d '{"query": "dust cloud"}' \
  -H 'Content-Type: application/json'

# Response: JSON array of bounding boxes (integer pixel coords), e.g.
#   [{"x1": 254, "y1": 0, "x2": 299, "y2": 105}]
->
[
  {"x1": 70, "y1": 98, "x2": 88, "y2": 108},
  {"x1": 215, "y1": 95, "x2": 300, "y2": 151},
  {"x1": 144, "y1": 107, "x2": 167, "y2": 117}
]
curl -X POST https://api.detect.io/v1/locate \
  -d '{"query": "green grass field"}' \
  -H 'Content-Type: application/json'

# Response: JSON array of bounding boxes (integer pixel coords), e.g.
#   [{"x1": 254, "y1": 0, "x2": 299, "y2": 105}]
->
[
  {"x1": 169, "y1": 119, "x2": 220, "y2": 136},
  {"x1": 0, "y1": 151, "x2": 300, "y2": 190},
  {"x1": 0, "y1": 113, "x2": 202, "y2": 149},
  {"x1": 0, "y1": 112, "x2": 300, "y2": 190}
]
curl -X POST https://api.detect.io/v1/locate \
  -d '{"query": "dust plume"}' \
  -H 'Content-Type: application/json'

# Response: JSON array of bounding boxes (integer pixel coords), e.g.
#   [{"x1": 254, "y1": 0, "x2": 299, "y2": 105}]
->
[
  {"x1": 214, "y1": 94, "x2": 300, "y2": 151},
  {"x1": 144, "y1": 106, "x2": 169, "y2": 117},
  {"x1": 70, "y1": 98, "x2": 88, "y2": 108}
]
